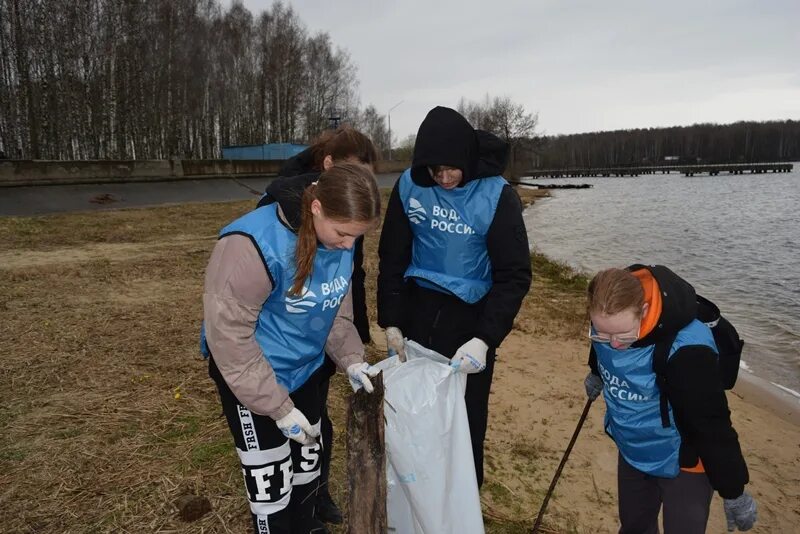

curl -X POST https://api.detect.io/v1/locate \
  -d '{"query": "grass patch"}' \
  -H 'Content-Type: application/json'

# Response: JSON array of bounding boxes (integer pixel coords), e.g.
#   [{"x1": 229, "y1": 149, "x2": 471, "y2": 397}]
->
[
  {"x1": 159, "y1": 414, "x2": 203, "y2": 442},
  {"x1": 532, "y1": 251, "x2": 590, "y2": 292},
  {"x1": 484, "y1": 480, "x2": 516, "y2": 507},
  {"x1": 0, "y1": 447, "x2": 27, "y2": 462},
  {"x1": 191, "y1": 438, "x2": 234, "y2": 468}
]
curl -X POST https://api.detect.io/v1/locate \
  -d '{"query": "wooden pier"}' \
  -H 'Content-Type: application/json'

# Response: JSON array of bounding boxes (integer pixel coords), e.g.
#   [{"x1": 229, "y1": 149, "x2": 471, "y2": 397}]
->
[{"x1": 524, "y1": 162, "x2": 794, "y2": 178}]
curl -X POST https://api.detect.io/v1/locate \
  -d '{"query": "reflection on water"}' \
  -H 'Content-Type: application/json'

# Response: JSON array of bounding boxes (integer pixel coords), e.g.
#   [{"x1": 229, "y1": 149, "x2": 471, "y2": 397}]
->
[{"x1": 523, "y1": 169, "x2": 800, "y2": 391}]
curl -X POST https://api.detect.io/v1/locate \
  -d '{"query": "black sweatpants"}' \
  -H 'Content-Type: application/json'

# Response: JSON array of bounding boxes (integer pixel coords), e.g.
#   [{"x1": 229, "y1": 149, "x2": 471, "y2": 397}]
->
[
  {"x1": 403, "y1": 283, "x2": 496, "y2": 488},
  {"x1": 316, "y1": 356, "x2": 337, "y2": 498},
  {"x1": 617, "y1": 453, "x2": 713, "y2": 534},
  {"x1": 209, "y1": 356, "x2": 326, "y2": 534}
]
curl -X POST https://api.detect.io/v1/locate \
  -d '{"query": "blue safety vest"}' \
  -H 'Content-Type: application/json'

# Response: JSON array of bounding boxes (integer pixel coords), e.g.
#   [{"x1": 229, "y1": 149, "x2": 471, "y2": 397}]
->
[
  {"x1": 594, "y1": 319, "x2": 717, "y2": 477},
  {"x1": 200, "y1": 203, "x2": 354, "y2": 392},
  {"x1": 397, "y1": 169, "x2": 506, "y2": 304}
]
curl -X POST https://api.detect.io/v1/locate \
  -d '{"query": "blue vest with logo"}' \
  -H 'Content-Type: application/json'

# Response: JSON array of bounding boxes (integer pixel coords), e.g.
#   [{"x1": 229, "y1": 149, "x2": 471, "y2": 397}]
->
[
  {"x1": 201, "y1": 204, "x2": 354, "y2": 392},
  {"x1": 594, "y1": 319, "x2": 717, "y2": 478},
  {"x1": 397, "y1": 169, "x2": 506, "y2": 304}
]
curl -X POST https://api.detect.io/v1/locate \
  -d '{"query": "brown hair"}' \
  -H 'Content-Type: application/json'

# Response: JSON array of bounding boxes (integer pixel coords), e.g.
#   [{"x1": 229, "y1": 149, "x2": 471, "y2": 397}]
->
[
  {"x1": 308, "y1": 126, "x2": 379, "y2": 171},
  {"x1": 290, "y1": 162, "x2": 380, "y2": 296},
  {"x1": 587, "y1": 268, "x2": 645, "y2": 317}
]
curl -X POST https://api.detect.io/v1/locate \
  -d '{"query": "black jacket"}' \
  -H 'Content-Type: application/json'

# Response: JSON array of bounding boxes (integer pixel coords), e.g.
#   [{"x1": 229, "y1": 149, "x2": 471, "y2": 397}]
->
[
  {"x1": 258, "y1": 166, "x2": 371, "y2": 343},
  {"x1": 257, "y1": 172, "x2": 317, "y2": 228},
  {"x1": 589, "y1": 264, "x2": 749, "y2": 498},
  {"x1": 377, "y1": 106, "x2": 532, "y2": 349},
  {"x1": 278, "y1": 148, "x2": 316, "y2": 177}
]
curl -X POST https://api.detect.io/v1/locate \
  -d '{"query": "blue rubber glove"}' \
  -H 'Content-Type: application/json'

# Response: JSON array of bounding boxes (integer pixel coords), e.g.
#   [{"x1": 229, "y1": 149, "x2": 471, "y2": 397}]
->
[{"x1": 724, "y1": 491, "x2": 757, "y2": 531}]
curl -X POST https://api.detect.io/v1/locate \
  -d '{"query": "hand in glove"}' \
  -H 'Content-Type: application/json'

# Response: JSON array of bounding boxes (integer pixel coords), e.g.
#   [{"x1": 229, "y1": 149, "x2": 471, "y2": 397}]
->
[
  {"x1": 450, "y1": 338, "x2": 489, "y2": 374},
  {"x1": 275, "y1": 408, "x2": 319, "y2": 445},
  {"x1": 347, "y1": 362, "x2": 380, "y2": 393},
  {"x1": 584, "y1": 372, "x2": 604, "y2": 401},
  {"x1": 724, "y1": 491, "x2": 757, "y2": 531},
  {"x1": 385, "y1": 327, "x2": 406, "y2": 361}
]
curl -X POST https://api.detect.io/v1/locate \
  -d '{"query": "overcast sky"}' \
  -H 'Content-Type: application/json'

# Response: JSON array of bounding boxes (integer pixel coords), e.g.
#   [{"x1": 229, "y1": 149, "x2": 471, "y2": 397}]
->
[{"x1": 229, "y1": 0, "x2": 800, "y2": 142}]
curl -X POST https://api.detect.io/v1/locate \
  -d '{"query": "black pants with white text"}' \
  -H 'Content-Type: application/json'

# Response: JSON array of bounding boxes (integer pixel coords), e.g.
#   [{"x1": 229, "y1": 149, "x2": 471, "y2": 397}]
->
[{"x1": 210, "y1": 356, "x2": 325, "y2": 534}]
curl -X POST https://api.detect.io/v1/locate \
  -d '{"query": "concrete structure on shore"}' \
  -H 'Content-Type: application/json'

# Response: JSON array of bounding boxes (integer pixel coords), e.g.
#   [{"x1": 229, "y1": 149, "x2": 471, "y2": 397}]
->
[
  {"x1": 0, "y1": 159, "x2": 412, "y2": 188},
  {"x1": 0, "y1": 159, "x2": 283, "y2": 187}
]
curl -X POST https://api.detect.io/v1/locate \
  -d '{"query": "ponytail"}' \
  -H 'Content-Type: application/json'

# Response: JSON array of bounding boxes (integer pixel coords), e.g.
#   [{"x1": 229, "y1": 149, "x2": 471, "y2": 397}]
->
[
  {"x1": 289, "y1": 163, "x2": 380, "y2": 296},
  {"x1": 291, "y1": 183, "x2": 320, "y2": 296}
]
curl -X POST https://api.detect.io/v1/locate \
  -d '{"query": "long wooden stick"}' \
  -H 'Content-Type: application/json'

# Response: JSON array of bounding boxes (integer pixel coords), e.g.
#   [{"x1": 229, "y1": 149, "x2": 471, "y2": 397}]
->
[{"x1": 532, "y1": 398, "x2": 594, "y2": 533}]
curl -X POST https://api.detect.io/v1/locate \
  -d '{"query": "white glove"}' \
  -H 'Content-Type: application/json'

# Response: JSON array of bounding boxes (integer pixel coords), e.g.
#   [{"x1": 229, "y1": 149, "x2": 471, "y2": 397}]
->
[
  {"x1": 385, "y1": 326, "x2": 406, "y2": 362},
  {"x1": 450, "y1": 337, "x2": 489, "y2": 374},
  {"x1": 347, "y1": 362, "x2": 380, "y2": 393},
  {"x1": 275, "y1": 408, "x2": 319, "y2": 445}
]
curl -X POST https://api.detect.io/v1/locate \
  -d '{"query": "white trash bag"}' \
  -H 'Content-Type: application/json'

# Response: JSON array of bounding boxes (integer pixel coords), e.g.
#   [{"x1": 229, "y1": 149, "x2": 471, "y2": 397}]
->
[{"x1": 375, "y1": 339, "x2": 484, "y2": 534}]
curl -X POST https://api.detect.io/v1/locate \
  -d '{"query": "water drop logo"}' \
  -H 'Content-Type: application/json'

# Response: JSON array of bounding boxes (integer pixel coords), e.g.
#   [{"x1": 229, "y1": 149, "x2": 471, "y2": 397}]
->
[
  {"x1": 285, "y1": 287, "x2": 318, "y2": 314},
  {"x1": 408, "y1": 197, "x2": 427, "y2": 225}
]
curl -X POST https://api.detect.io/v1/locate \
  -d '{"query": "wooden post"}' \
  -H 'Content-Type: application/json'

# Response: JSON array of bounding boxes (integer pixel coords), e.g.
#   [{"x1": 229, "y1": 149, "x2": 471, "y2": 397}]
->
[{"x1": 346, "y1": 372, "x2": 387, "y2": 534}]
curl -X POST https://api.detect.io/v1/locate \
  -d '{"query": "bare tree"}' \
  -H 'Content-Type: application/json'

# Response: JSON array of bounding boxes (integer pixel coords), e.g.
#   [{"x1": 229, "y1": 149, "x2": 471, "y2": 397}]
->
[
  {"x1": 458, "y1": 95, "x2": 540, "y2": 176},
  {"x1": 357, "y1": 104, "x2": 389, "y2": 158},
  {"x1": 301, "y1": 32, "x2": 357, "y2": 140},
  {"x1": 0, "y1": 0, "x2": 363, "y2": 159}
]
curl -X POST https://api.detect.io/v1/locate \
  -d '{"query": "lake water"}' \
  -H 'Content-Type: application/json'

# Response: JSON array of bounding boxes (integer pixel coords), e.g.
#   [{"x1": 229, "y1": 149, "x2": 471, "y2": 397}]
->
[{"x1": 522, "y1": 166, "x2": 800, "y2": 395}]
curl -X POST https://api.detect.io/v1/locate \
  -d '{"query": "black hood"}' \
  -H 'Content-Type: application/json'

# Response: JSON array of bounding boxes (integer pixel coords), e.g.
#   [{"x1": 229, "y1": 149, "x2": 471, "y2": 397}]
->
[
  {"x1": 262, "y1": 172, "x2": 319, "y2": 231},
  {"x1": 410, "y1": 106, "x2": 509, "y2": 186},
  {"x1": 627, "y1": 264, "x2": 698, "y2": 347},
  {"x1": 279, "y1": 147, "x2": 316, "y2": 177}
]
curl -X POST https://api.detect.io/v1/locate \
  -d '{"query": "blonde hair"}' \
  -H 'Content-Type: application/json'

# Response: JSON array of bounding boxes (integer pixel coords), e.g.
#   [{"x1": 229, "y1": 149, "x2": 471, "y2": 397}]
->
[
  {"x1": 587, "y1": 268, "x2": 644, "y2": 317},
  {"x1": 290, "y1": 162, "x2": 380, "y2": 296}
]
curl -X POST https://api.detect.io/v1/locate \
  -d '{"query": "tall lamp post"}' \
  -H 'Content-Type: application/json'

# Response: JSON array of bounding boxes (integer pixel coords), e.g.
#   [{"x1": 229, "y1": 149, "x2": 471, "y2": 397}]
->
[{"x1": 387, "y1": 100, "x2": 404, "y2": 161}]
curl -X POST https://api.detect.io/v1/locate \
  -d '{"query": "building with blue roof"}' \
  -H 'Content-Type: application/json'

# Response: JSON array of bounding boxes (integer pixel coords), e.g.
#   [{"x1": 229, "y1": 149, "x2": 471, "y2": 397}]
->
[{"x1": 222, "y1": 143, "x2": 308, "y2": 160}]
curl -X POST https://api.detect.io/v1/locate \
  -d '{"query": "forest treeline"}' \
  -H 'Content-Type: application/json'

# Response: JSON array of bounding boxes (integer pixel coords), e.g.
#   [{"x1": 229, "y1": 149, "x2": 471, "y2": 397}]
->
[
  {"x1": 534, "y1": 120, "x2": 800, "y2": 169},
  {"x1": 2, "y1": 1, "x2": 796, "y2": 166},
  {"x1": 0, "y1": 0, "x2": 388, "y2": 160}
]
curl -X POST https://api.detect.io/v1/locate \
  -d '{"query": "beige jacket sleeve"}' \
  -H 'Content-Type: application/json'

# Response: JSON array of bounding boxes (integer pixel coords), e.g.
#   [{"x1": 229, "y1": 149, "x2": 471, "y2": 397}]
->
[
  {"x1": 203, "y1": 234, "x2": 294, "y2": 420},
  {"x1": 324, "y1": 284, "x2": 366, "y2": 371}
]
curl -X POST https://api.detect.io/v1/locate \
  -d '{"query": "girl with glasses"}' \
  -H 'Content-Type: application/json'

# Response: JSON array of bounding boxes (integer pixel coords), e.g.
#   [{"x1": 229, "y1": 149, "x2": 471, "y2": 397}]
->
[{"x1": 584, "y1": 265, "x2": 757, "y2": 533}]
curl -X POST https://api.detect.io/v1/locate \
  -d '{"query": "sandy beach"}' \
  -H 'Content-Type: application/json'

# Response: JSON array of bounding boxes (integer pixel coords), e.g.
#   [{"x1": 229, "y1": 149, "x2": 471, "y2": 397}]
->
[{"x1": 0, "y1": 191, "x2": 797, "y2": 533}]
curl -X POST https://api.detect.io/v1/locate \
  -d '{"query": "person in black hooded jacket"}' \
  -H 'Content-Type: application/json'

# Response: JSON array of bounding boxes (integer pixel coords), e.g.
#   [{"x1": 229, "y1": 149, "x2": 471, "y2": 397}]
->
[
  {"x1": 584, "y1": 265, "x2": 757, "y2": 533},
  {"x1": 377, "y1": 106, "x2": 532, "y2": 487},
  {"x1": 256, "y1": 126, "x2": 378, "y2": 525}
]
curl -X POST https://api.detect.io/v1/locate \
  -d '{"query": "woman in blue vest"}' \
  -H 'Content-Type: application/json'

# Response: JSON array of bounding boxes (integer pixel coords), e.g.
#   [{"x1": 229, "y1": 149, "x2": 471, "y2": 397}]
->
[
  {"x1": 584, "y1": 265, "x2": 757, "y2": 533},
  {"x1": 257, "y1": 126, "x2": 378, "y2": 525},
  {"x1": 377, "y1": 106, "x2": 532, "y2": 487},
  {"x1": 203, "y1": 162, "x2": 381, "y2": 534}
]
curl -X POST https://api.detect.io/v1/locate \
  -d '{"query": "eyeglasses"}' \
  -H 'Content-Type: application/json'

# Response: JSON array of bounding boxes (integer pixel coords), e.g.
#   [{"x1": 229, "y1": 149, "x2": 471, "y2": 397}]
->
[{"x1": 588, "y1": 325, "x2": 640, "y2": 346}]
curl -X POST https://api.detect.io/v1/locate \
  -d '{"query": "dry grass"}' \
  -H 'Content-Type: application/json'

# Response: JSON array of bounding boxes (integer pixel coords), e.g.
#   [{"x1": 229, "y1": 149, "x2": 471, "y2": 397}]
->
[{"x1": 0, "y1": 189, "x2": 586, "y2": 533}]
